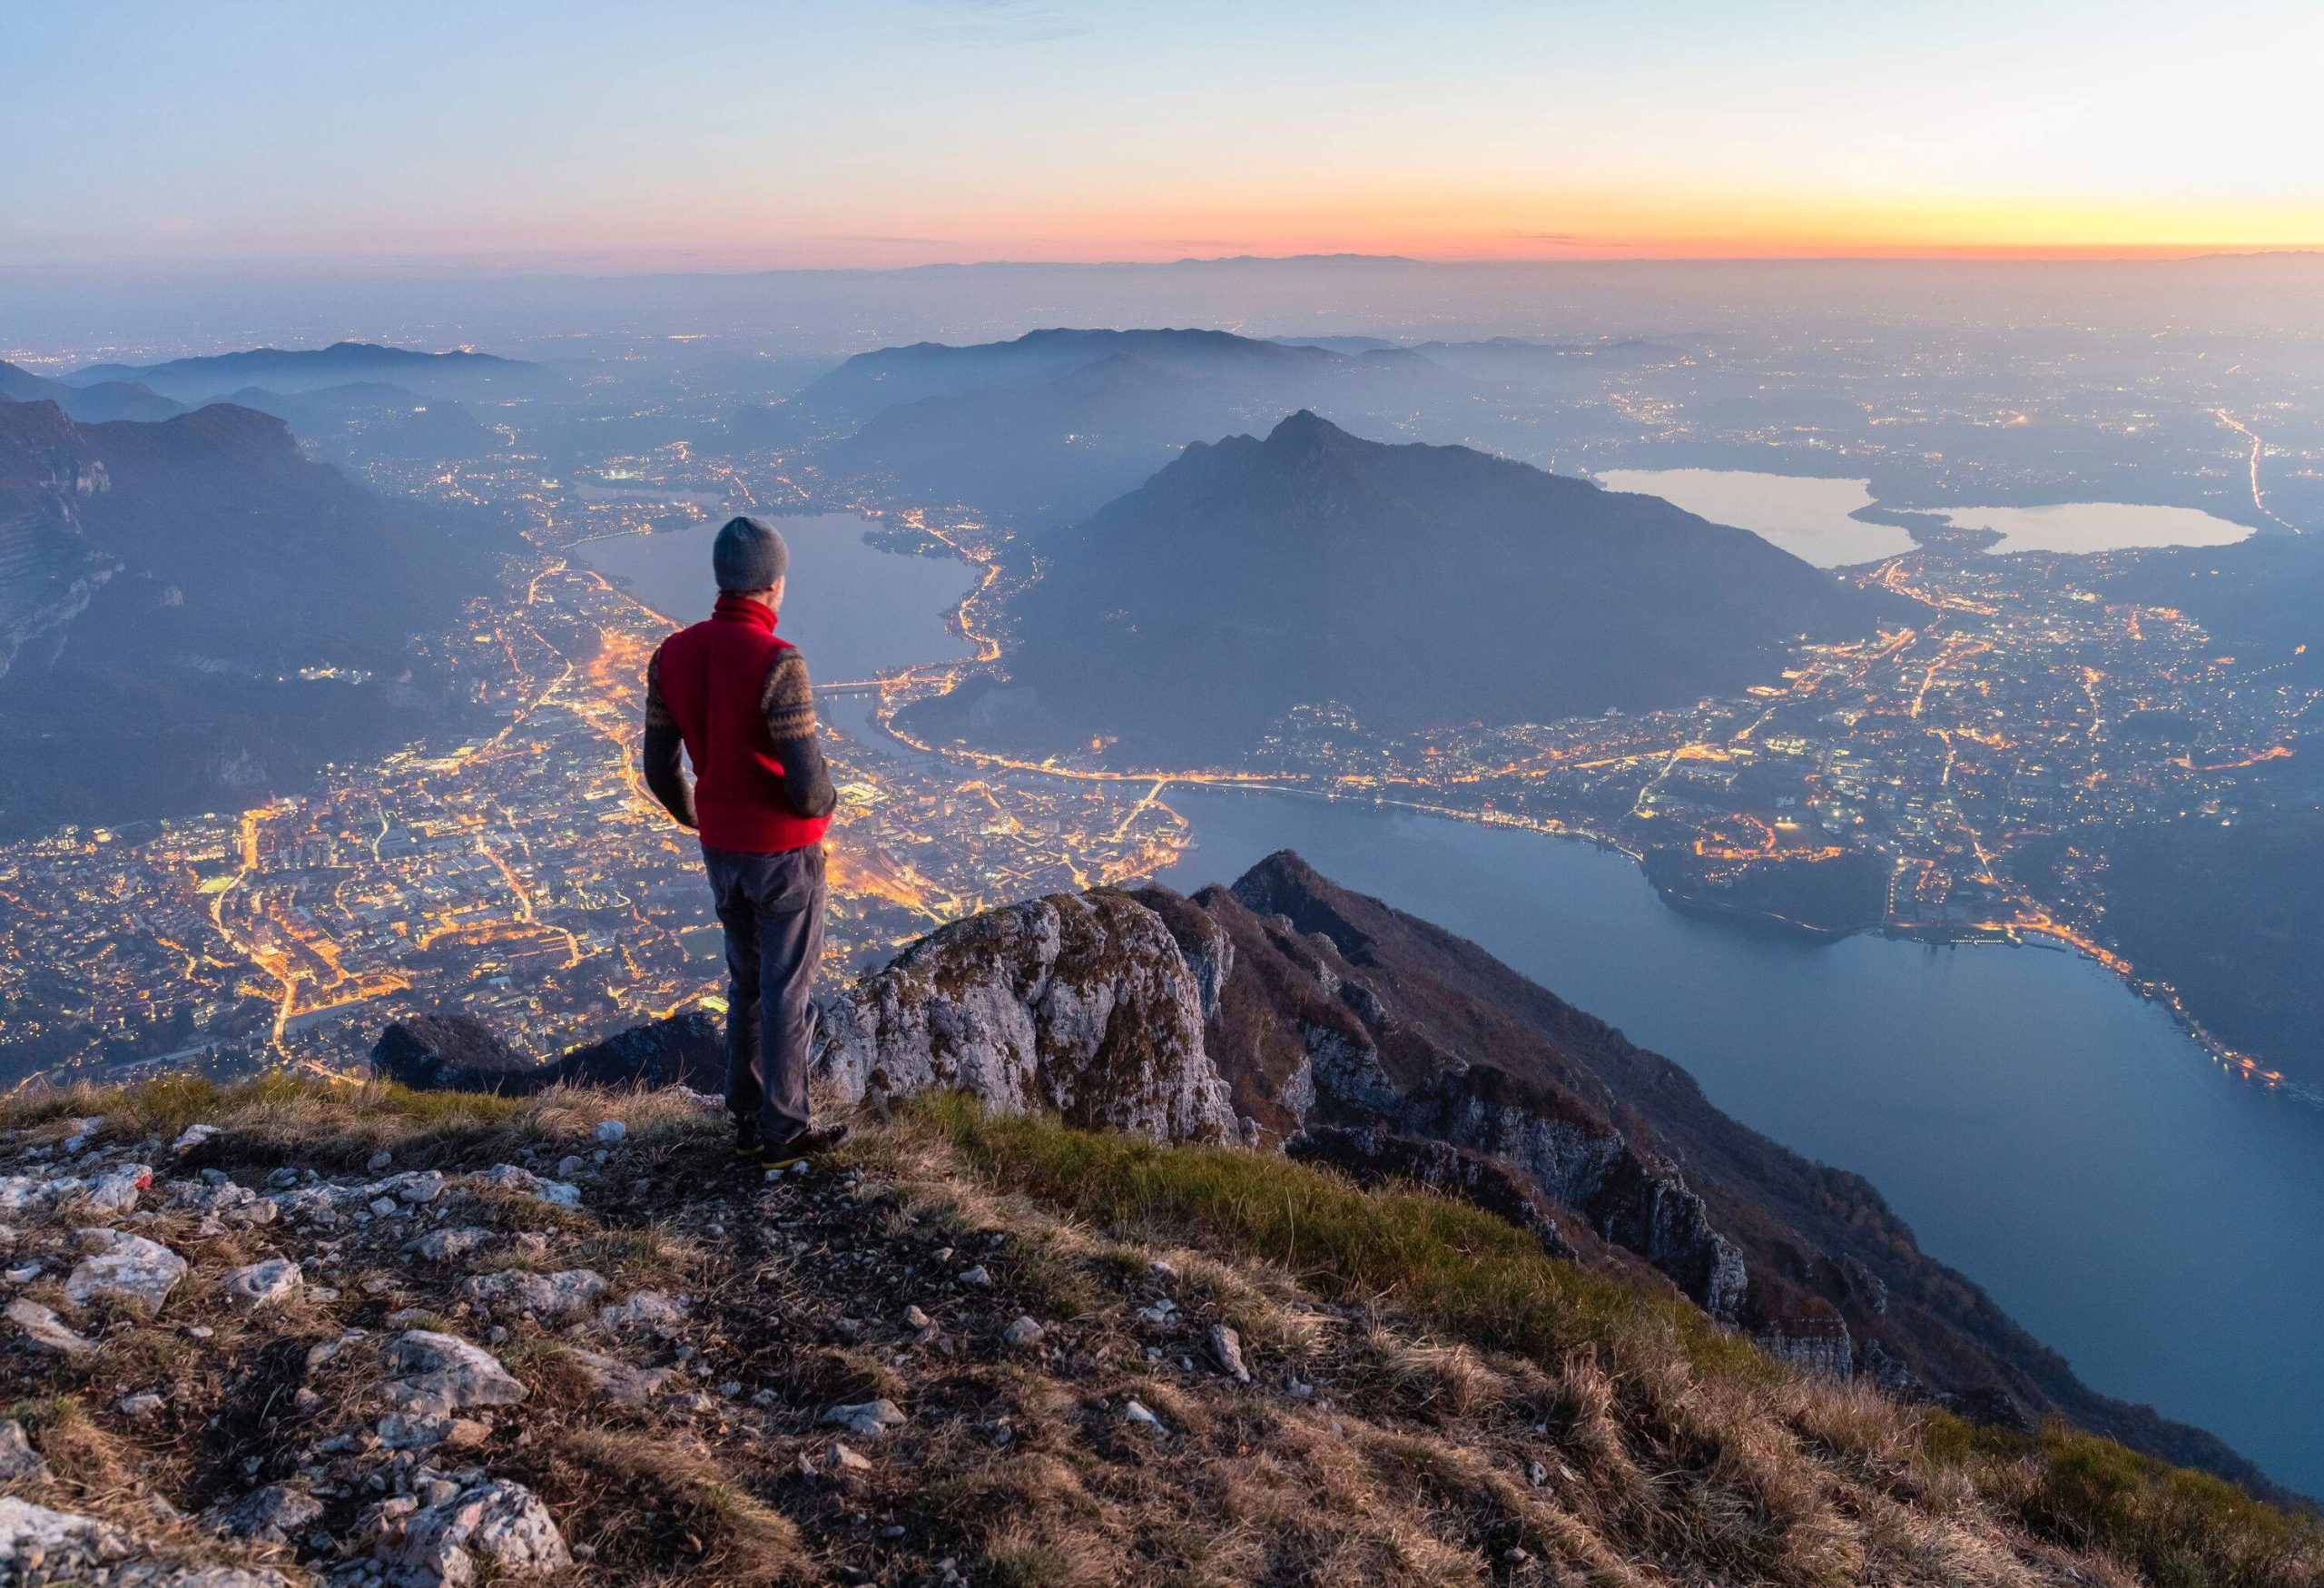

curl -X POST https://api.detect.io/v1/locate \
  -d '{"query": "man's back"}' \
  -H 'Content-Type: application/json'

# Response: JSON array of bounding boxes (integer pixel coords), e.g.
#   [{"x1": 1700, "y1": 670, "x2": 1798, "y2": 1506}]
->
[{"x1": 645, "y1": 592, "x2": 833, "y2": 853}]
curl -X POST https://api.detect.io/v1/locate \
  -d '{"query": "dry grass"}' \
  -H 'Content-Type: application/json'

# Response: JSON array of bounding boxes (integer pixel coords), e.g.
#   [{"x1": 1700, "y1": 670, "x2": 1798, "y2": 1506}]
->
[
  {"x1": 540, "y1": 1428, "x2": 810, "y2": 1583},
  {"x1": 2, "y1": 1076, "x2": 2315, "y2": 1586},
  {"x1": 889, "y1": 1093, "x2": 2322, "y2": 1588}
]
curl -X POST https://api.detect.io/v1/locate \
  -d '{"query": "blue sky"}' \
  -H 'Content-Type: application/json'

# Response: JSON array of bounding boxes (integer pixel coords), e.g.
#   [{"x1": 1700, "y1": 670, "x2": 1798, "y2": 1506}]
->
[{"x1": 5, "y1": 0, "x2": 2320, "y2": 269}]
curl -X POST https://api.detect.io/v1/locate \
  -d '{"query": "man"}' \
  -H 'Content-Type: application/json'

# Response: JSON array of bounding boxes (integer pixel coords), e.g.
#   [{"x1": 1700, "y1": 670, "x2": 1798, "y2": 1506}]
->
[{"x1": 640, "y1": 516, "x2": 845, "y2": 1170}]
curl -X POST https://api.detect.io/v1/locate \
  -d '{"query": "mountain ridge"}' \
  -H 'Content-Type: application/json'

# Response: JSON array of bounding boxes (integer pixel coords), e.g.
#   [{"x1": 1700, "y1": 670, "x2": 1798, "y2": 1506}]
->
[
  {"x1": 904, "y1": 410, "x2": 1901, "y2": 761},
  {"x1": 0, "y1": 397, "x2": 506, "y2": 838}
]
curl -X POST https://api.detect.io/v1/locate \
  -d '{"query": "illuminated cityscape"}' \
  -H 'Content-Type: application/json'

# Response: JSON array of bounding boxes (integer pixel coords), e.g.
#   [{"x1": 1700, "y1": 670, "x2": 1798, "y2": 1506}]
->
[{"x1": 1, "y1": 320, "x2": 2317, "y2": 1101}]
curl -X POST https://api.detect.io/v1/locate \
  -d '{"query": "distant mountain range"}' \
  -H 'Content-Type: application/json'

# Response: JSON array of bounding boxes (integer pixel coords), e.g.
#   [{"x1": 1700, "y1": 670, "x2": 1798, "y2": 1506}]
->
[
  {"x1": 0, "y1": 360, "x2": 184, "y2": 423},
  {"x1": 219, "y1": 382, "x2": 506, "y2": 463},
  {"x1": 62, "y1": 340, "x2": 559, "y2": 405},
  {"x1": 904, "y1": 410, "x2": 1897, "y2": 762},
  {"x1": 1272, "y1": 332, "x2": 1685, "y2": 388},
  {"x1": 808, "y1": 327, "x2": 1506, "y2": 522},
  {"x1": 0, "y1": 399, "x2": 507, "y2": 838}
]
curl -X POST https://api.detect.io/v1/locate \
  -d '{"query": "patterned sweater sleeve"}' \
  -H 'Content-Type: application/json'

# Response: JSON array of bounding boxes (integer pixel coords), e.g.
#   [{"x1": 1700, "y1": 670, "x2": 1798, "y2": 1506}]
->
[
  {"x1": 759, "y1": 649, "x2": 837, "y2": 820},
  {"x1": 640, "y1": 644, "x2": 697, "y2": 829}
]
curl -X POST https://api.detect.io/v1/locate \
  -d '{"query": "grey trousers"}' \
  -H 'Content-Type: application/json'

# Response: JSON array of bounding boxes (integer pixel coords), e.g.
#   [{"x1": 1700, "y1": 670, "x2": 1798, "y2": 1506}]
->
[{"x1": 701, "y1": 842, "x2": 826, "y2": 1145}]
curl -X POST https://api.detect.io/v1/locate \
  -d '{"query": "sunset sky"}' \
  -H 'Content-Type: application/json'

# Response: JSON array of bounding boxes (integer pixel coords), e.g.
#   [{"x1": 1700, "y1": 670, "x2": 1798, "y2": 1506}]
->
[{"x1": 6, "y1": 0, "x2": 2322, "y2": 271}]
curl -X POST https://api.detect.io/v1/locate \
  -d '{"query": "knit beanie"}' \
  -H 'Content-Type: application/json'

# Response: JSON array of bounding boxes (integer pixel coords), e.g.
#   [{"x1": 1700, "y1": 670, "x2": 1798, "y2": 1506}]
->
[{"x1": 712, "y1": 515, "x2": 790, "y2": 592}]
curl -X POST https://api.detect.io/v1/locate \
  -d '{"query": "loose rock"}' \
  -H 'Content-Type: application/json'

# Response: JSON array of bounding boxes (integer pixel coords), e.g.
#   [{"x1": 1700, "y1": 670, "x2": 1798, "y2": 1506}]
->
[
  {"x1": 5, "y1": 1297, "x2": 94, "y2": 1356},
  {"x1": 459, "y1": 1267, "x2": 607, "y2": 1322},
  {"x1": 223, "y1": 1258, "x2": 303, "y2": 1311},
  {"x1": 1207, "y1": 1322, "x2": 1251, "y2": 1384},
  {"x1": 822, "y1": 1399, "x2": 907, "y2": 1438},
  {"x1": 64, "y1": 1228, "x2": 186, "y2": 1316},
  {"x1": 376, "y1": 1476, "x2": 569, "y2": 1585},
  {"x1": 0, "y1": 1420, "x2": 48, "y2": 1484}
]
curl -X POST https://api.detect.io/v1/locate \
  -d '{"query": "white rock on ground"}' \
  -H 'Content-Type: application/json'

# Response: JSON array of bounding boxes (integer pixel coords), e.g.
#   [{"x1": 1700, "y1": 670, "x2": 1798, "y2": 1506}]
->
[
  {"x1": 563, "y1": 1346, "x2": 672, "y2": 1407},
  {"x1": 381, "y1": 1330, "x2": 529, "y2": 1418},
  {"x1": 402, "y1": 1226, "x2": 494, "y2": 1262},
  {"x1": 822, "y1": 1398, "x2": 907, "y2": 1438},
  {"x1": 83, "y1": 1162, "x2": 153, "y2": 1217},
  {"x1": 1002, "y1": 1316, "x2": 1045, "y2": 1347},
  {"x1": 0, "y1": 1178, "x2": 50, "y2": 1218},
  {"x1": 458, "y1": 1268, "x2": 606, "y2": 1322},
  {"x1": 0, "y1": 1495, "x2": 129, "y2": 1575},
  {"x1": 222, "y1": 1258, "x2": 303, "y2": 1311},
  {"x1": 591, "y1": 1119, "x2": 627, "y2": 1145},
  {"x1": 473, "y1": 1165, "x2": 581, "y2": 1208},
  {"x1": 172, "y1": 1123, "x2": 221, "y2": 1154},
  {"x1": 595, "y1": 1289, "x2": 686, "y2": 1336},
  {"x1": 0, "y1": 1419, "x2": 48, "y2": 1483},
  {"x1": 5, "y1": 1297, "x2": 96, "y2": 1356},
  {"x1": 203, "y1": 1481, "x2": 325, "y2": 1542},
  {"x1": 64, "y1": 1228, "x2": 187, "y2": 1315},
  {"x1": 1208, "y1": 1322, "x2": 1251, "y2": 1383},
  {"x1": 376, "y1": 1477, "x2": 570, "y2": 1586}
]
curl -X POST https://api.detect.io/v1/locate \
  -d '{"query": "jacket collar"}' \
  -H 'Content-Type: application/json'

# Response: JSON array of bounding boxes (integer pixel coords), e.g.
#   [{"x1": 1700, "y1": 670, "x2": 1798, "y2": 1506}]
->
[{"x1": 711, "y1": 592, "x2": 778, "y2": 633}]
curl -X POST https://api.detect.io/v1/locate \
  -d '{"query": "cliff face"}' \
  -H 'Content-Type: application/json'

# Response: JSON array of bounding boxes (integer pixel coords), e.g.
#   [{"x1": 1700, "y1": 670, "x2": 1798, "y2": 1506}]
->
[{"x1": 791, "y1": 852, "x2": 2279, "y2": 1498}]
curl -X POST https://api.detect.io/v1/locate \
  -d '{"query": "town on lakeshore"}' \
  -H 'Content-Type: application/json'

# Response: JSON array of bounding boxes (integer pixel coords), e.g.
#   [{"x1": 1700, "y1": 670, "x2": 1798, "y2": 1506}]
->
[{"x1": 1, "y1": 345, "x2": 2309, "y2": 1097}]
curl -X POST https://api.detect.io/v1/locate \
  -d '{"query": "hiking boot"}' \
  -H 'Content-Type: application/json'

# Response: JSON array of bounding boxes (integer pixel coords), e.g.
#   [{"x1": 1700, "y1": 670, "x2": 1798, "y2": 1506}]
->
[
  {"x1": 761, "y1": 1124, "x2": 850, "y2": 1174},
  {"x1": 731, "y1": 1119, "x2": 763, "y2": 1165}
]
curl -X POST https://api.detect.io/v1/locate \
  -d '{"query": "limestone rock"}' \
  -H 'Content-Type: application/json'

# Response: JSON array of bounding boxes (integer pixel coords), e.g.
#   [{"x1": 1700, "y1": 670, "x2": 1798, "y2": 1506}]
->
[
  {"x1": 403, "y1": 1226, "x2": 494, "y2": 1262},
  {"x1": 1207, "y1": 1322, "x2": 1251, "y2": 1384},
  {"x1": 203, "y1": 1481, "x2": 323, "y2": 1542},
  {"x1": 595, "y1": 1289, "x2": 686, "y2": 1336},
  {"x1": 0, "y1": 1495, "x2": 129, "y2": 1575},
  {"x1": 472, "y1": 1165, "x2": 581, "y2": 1209},
  {"x1": 0, "y1": 1418, "x2": 48, "y2": 1484},
  {"x1": 172, "y1": 1124, "x2": 221, "y2": 1155},
  {"x1": 382, "y1": 1330, "x2": 528, "y2": 1420},
  {"x1": 547, "y1": 1011, "x2": 724, "y2": 1093},
  {"x1": 563, "y1": 1346, "x2": 671, "y2": 1406},
  {"x1": 5, "y1": 1297, "x2": 95, "y2": 1356},
  {"x1": 376, "y1": 1476, "x2": 569, "y2": 1585},
  {"x1": 815, "y1": 891, "x2": 1236, "y2": 1143},
  {"x1": 822, "y1": 1398, "x2": 907, "y2": 1438},
  {"x1": 64, "y1": 1229, "x2": 186, "y2": 1316},
  {"x1": 222, "y1": 1258, "x2": 302, "y2": 1311},
  {"x1": 459, "y1": 1268, "x2": 606, "y2": 1321},
  {"x1": 83, "y1": 1162, "x2": 153, "y2": 1218}
]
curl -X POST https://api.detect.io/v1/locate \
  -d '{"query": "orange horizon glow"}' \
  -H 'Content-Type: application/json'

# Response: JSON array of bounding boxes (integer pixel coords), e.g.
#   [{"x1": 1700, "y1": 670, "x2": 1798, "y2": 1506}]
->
[{"x1": 12, "y1": 4, "x2": 2324, "y2": 277}]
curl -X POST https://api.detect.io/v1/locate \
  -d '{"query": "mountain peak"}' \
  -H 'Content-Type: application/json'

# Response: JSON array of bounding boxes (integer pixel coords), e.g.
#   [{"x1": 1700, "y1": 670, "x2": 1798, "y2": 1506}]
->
[{"x1": 1265, "y1": 409, "x2": 1340, "y2": 442}]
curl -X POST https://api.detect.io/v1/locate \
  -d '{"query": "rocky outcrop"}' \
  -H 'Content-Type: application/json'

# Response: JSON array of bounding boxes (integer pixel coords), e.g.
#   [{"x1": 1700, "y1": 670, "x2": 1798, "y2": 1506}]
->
[
  {"x1": 541, "y1": 1010, "x2": 721, "y2": 1092},
  {"x1": 370, "y1": 1014, "x2": 533, "y2": 1093},
  {"x1": 813, "y1": 890, "x2": 1237, "y2": 1142},
  {"x1": 1287, "y1": 1124, "x2": 1577, "y2": 1261},
  {"x1": 1398, "y1": 1067, "x2": 1748, "y2": 1320},
  {"x1": 372, "y1": 1011, "x2": 721, "y2": 1098}
]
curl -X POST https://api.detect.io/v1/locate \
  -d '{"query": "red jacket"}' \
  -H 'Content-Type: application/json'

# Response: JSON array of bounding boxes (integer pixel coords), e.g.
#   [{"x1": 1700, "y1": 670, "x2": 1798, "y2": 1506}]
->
[{"x1": 648, "y1": 596, "x2": 832, "y2": 854}]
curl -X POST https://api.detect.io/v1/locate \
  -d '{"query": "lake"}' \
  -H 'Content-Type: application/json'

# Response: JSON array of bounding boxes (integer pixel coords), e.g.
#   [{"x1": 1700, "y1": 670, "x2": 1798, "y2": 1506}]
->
[
  {"x1": 1940, "y1": 501, "x2": 2255, "y2": 556},
  {"x1": 1599, "y1": 467, "x2": 2259, "y2": 562},
  {"x1": 1594, "y1": 469, "x2": 1915, "y2": 566},
  {"x1": 1152, "y1": 783, "x2": 2324, "y2": 1494},
  {"x1": 579, "y1": 513, "x2": 974, "y2": 683}
]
